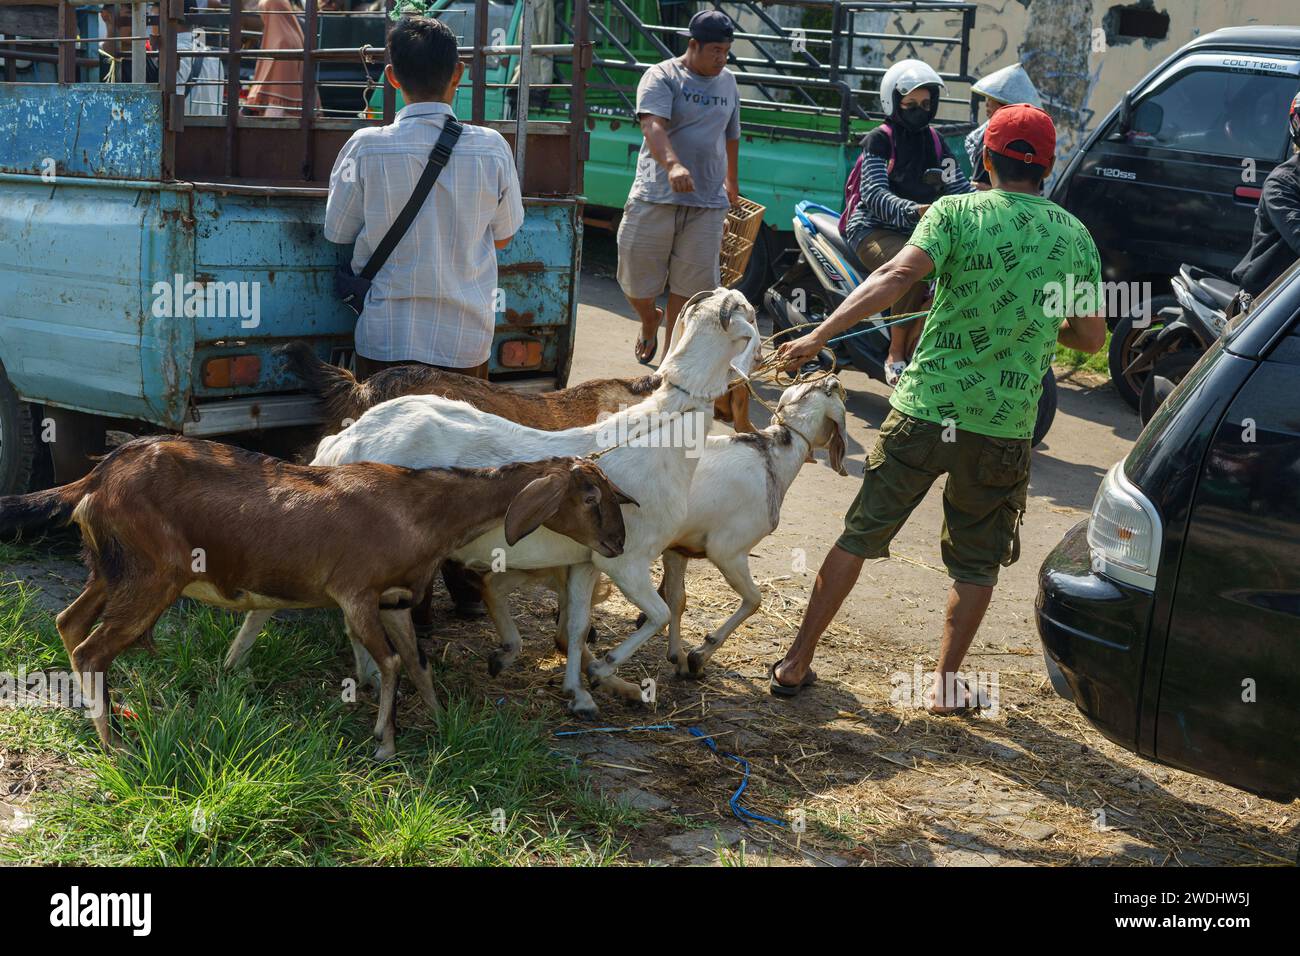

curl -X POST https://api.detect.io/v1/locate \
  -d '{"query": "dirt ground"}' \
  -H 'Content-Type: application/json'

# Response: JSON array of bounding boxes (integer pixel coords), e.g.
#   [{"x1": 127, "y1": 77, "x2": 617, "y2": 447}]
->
[
  {"x1": 531, "y1": 255, "x2": 1297, "y2": 866},
  {"x1": 2, "y1": 254, "x2": 1296, "y2": 866}
]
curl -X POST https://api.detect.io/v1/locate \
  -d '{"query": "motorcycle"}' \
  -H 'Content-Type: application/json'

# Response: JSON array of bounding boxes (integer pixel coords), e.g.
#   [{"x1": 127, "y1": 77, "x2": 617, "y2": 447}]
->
[
  {"x1": 763, "y1": 197, "x2": 1058, "y2": 447},
  {"x1": 1135, "y1": 264, "x2": 1236, "y2": 424}
]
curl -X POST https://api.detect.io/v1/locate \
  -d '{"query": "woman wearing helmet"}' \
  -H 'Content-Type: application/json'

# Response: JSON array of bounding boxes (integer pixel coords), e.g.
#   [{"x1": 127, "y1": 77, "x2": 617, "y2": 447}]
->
[
  {"x1": 842, "y1": 59, "x2": 974, "y2": 385},
  {"x1": 965, "y1": 62, "x2": 1043, "y2": 190},
  {"x1": 1231, "y1": 90, "x2": 1300, "y2": 297}
]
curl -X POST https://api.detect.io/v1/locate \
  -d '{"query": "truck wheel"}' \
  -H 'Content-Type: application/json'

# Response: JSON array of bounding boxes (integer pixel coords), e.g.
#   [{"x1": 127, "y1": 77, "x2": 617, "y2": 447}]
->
[
  {"x1": 731, "y1": 224, "x2": 772, "y2": 306},
  {"x1": 0, "y1": 363, "x2": 36, "y2": 495},
  {"x1": 1032, "y1": 370, "x2": 1057, "y2": 448},
  {"x1": 1107, "y1": 295, "x2": 1176, "y2": 410}
]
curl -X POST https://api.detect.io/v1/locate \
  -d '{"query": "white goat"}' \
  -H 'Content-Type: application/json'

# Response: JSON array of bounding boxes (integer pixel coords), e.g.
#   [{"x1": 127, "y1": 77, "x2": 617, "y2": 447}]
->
[
  {"x1": 236, "y1": 288, "x2": 754, "y2": 717},
  {"x1": 661, "y1": 376, "x2": 849, "y2": 677}
]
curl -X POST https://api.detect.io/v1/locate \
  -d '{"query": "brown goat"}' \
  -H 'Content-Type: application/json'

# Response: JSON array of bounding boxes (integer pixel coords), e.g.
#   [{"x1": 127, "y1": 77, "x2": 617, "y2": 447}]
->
[
  {"x1": 281, "y1": 341, "x2": 663, "y2": 438},
  {"x1": 281, "y1": 340, "x2": 756, "y2": 436},
  {"x1": 0, "y1": 437, "x2": 634, "y2": 759}
]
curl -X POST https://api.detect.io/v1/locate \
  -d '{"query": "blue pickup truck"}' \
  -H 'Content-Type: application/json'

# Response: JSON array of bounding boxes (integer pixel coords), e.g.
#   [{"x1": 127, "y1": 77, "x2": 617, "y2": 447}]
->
[{"x1": 0, "y1": 2, "x2": 590, "y2": 493}]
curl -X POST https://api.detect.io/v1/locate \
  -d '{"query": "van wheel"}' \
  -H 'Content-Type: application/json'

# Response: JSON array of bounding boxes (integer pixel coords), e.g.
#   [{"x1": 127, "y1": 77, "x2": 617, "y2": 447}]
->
[
  {"x1": 1032, "y1": 370, "x2": 1057, "y2": 448},
  {"x1": 0, "y1": 364, "x2": 36, "y2": 495},
  {"x1": 1108, "y1": 295, "x2": 1176, "y2": 410}
]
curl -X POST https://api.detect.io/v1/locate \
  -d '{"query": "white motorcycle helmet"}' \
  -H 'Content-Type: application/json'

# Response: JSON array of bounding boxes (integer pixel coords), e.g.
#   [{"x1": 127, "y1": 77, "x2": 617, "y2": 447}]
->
[{"x1": 880, "y1": 59, "x2": 945, "y2": 120}]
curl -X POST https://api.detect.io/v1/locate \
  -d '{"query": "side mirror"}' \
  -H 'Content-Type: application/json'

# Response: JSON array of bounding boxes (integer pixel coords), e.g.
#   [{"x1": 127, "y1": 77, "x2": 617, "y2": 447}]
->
[
  {"x1": 1132, "y1": 99, "x2": 1164, "y2": 137},
  {"x1": 1107, "y1": 89, "x2": 1136, "y2": 141}
]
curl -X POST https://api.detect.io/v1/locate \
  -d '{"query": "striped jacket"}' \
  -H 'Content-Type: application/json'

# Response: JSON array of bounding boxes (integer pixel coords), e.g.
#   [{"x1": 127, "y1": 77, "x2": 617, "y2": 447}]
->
[{"x1": 843, "y1": 129, "x2": 972, "y2": 249}]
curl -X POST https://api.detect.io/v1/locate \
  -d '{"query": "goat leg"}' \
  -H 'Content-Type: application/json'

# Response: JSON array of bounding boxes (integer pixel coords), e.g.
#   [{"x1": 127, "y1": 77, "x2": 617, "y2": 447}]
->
[
  {"x1": 341, "y1": 601, "x2": 403, "y2": 760},
  {"x1": 481, "y1": 570, "x2": 531, "y2": 676},
  {"x1": 560, "y1": 563, "x2": 602, "y2": 719},
  {"x1": 69, "y1": 590, "x2": 176, "y2": 750},
  {"x1": 687, "y1": 552, "x2": 761, "y2": 676},
  {"x1": 379, "y1": 606, "x2": 440, "y2": 716},
  {"x1": 586, "y1": 563, "x2": 670, "y2": 703},
  {"x1": 224, "y1": 610, "x2": 276, "y2": 671},
  {"x1": 660, "y1": 550, "x2": 690, "y2": 677}
]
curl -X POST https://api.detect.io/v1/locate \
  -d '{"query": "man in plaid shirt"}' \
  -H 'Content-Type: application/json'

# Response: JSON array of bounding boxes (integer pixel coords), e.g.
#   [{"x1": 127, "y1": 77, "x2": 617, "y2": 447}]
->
[{"x1": 325, "y1": 16, "x2": 523, "y2": 381}]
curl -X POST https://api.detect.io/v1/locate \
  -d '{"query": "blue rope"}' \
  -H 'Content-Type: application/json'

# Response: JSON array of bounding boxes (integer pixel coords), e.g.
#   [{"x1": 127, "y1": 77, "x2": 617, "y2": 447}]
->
[
  {"x1": 686, "y1": 727, "x2": 787, "y2": 828},
  {"x1": 825, "y1": 312, "x2": 922, "y2": 346},
  {"x1": 554, "y1": 723, "x2": 785, "y2": 829},
  {"x1": 554, "y1": 723, "x2": 677, "y2": 736}
]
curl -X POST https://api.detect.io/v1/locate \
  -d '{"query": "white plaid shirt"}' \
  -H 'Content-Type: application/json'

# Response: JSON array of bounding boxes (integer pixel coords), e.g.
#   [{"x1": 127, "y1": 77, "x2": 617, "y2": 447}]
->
[{"x1": 325, "y1": 102, "x2": 524, "y2": 368}]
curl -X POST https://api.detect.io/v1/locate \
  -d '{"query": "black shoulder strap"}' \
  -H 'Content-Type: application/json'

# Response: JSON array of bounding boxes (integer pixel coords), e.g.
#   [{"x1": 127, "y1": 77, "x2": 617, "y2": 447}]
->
[{"x1": 359, "y1": 117, "x2": 463, "y2": 281}]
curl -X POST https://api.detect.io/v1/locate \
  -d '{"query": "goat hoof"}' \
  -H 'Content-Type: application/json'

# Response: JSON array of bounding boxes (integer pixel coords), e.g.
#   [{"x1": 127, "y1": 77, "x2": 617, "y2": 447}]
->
[
  {"x1": 487, "y1": 653, "x2": 507, "y2": 677},
  {"x1": 634, "y1": 612, "x2": 647, "y2": 629},
  {"x1": 373, "y1": 742, "x2": 397, "y2": 761},
  {"x1": 568, "y1": 701, "x2": 600, "y2": 722},
  {"x1": 686, "y1": 650, "x2": 708, "y2": 677},
  {"x1": 586, "y1": 624, "x2": 598, "y2": 645}
]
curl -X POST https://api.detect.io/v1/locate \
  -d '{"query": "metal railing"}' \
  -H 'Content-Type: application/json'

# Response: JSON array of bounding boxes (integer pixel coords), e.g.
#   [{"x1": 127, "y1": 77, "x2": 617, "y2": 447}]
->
[
  {"x1": 0, "y1": 0, "x2": 592, "y2": 190},
  {"x1": 576, "y1": 0, "x2": 979, "y2": 138}
]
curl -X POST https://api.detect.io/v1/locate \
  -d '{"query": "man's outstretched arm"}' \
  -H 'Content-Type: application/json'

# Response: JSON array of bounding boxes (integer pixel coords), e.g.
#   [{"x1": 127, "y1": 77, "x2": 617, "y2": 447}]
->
[{"x1": 777, "y1": 245, "x2": 935, "y2": 366}]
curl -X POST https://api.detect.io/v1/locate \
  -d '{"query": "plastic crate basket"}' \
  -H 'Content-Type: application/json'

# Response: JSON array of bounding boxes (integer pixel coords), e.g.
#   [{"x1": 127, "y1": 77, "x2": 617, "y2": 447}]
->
[{"x1": 720, "y1": 196, "x2": 766, "y2": 287}]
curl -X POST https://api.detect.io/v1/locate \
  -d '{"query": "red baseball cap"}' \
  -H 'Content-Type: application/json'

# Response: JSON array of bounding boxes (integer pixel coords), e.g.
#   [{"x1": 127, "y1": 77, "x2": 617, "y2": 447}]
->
[{"x1": 984, "y1": 103, "x2": 1056, "y2": 165}]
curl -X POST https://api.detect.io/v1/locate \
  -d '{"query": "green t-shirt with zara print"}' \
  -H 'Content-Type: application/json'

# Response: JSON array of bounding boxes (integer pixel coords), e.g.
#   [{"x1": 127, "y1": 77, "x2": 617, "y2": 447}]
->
[{"x1": 890, "y1": 189, "x2": 1101, "y2": 440}]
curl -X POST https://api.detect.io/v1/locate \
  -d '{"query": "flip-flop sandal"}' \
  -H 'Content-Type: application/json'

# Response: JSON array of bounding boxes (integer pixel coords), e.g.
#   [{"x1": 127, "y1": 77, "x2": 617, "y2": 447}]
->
[
  {"x1": 924, "y1": 681, "x2": 983, "y2": 716},
  {"x1": 634, "y1": 335, "x2": 658, "y2": 365},
  {"x1": 768, "y1": 660, "x2": 817, "y2": 698}
]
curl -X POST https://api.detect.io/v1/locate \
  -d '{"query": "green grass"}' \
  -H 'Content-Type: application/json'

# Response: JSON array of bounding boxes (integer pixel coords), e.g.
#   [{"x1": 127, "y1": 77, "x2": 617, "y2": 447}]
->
[
  {"x1": 1055, "y1": 331, "x2": 1113, "y2": 377},
  {"x1": 0, "y1": 541, "x2": 632, "y2": 866}
]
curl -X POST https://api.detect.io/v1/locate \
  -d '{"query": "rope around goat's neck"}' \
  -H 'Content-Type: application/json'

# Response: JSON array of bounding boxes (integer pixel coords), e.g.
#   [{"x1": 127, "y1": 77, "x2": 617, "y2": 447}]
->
[
  {"x1": 585, "y1": 380, "x2": 702, "y2": 461},
  {"x1": 732, "y1": 308, "x2": 929, "y2": 436}
]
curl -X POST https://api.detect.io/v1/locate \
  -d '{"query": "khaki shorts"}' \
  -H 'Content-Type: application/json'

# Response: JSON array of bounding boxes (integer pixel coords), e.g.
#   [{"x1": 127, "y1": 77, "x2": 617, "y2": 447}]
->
[
  {"x1": 854, "y1": 228, "x2": 928, "y2": 316},
  {"x1": 837, "y1": 410, "x2": 1030, "y2": 587},
  {"x1": 616, "y1": 198, "x2": 727, "y2": 300}
]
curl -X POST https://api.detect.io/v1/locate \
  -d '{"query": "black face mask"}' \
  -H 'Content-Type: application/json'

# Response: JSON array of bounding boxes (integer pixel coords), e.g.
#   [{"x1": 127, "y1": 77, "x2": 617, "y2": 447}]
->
[{"x1": 898, "y1": 106, "x2": 930, "y2": 131}]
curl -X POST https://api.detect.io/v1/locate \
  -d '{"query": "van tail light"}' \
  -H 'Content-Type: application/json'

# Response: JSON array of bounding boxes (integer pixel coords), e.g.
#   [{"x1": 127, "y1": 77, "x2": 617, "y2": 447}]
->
[
  {"x1": 202, "y1": 355, "x2": 261, "y2": 388},
  {"x1": 1234, "y1": 186, "x2": 1262, "y2": 202},
  {"x1": 1086, "y1": 463, "x2": 1162, "y2": 591}
]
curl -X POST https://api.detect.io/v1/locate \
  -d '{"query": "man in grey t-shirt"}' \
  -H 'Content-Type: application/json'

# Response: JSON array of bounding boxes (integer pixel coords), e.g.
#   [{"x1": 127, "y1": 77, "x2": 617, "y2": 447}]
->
[{"x1": 617, "y1": 10, "x2": 741, "y2": 363}]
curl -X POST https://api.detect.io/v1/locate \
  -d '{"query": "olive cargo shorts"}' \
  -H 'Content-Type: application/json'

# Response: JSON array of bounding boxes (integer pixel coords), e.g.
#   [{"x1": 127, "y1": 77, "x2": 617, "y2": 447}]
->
[{"x1": 837, "y1": 410, "x2": 1030, "y2": 587}]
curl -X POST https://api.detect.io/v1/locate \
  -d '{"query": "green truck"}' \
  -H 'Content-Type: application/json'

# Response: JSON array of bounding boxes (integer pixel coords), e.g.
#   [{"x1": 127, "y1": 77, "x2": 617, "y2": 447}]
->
[{"x1": 371, "y1": 0, "x2": 979, "y2": 298}]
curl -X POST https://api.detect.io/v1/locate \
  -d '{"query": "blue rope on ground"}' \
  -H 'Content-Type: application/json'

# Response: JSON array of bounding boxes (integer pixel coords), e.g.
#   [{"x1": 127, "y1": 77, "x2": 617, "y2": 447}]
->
[
  {"x1": 685, "y1": 727, "x2": 787, "y2": 828},
  {"x1": 553, "y1": 723, "x2": 677, "y2": 736},
  {"x1": 553, "y1": 723, "x2": 785, "y2": 828}
]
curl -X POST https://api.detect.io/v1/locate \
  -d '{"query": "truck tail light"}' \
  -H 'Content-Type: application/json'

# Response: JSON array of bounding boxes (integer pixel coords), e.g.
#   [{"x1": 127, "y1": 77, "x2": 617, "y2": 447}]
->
[
  {"x1": 202, "y1": 355, "x2": 261, "y2": 388},
  {"x1": 499, "y1": 339, "x2": 543, "y2": 368},
  {"x1": 1087, "y1": 462, "x2": 1162, "y2": 590}
]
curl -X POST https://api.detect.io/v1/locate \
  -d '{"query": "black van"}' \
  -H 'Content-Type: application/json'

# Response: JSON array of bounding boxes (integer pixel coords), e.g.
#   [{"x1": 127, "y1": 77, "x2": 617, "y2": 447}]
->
[
  {"x1": 1050, "y1": 26, "x2": 1300, "y2": 408},
  {"x1": 1036, "y1": 262, "x2": 1300, "y2": 802}
]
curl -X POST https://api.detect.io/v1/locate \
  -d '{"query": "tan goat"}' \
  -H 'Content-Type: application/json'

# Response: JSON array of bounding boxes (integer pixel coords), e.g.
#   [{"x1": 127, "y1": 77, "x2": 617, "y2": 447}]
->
[{"x1": 0, "y1": 437, "x2": 634, "y2": 758}]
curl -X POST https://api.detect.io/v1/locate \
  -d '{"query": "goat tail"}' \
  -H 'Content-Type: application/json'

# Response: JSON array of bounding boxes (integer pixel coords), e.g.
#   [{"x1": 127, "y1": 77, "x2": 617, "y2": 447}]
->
[
  {"x1": 0, "y1": 479, "x2": 88, "y2": 538},
  {"x1": 276, "y1": 341, "x2": 372, "y2": 428}
]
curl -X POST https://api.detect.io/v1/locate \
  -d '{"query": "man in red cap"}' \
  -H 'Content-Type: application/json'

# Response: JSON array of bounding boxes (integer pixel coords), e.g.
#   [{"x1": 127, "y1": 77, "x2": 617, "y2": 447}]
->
[{"x1": 771, "y1": 104, "x2": 1105, "y2": 712}]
